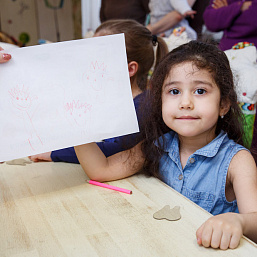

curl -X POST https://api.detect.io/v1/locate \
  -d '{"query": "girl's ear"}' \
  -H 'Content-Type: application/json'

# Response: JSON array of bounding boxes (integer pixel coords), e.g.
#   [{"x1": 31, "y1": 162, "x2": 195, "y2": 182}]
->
[
  {"x1": 219, "y1": 99, "x2": 231, "y2": 117},
  {"x1": 128, "y1": 61, "x2": 139, "y2": 78}
]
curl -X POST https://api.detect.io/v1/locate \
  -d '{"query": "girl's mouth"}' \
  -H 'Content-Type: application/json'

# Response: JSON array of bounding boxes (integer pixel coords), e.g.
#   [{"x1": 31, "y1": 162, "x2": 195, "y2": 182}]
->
[{"x1": 177, "y1": 116, "x2": 198, "y2": 120}]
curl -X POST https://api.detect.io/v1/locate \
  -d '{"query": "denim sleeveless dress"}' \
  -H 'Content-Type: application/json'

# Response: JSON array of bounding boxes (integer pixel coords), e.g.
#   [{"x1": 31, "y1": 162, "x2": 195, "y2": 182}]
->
[{"x1": 158, "y1": 130, "x2": 247, "y2": 215}]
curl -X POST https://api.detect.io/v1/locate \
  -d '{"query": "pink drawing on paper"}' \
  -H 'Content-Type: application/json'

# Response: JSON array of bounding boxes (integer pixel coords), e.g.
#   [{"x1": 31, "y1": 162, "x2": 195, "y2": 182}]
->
[
  {"x1": 9, "y1": 85, "x2": 43, "y2": 150},
  {"x1": 64, "y1": 100, "x2": 92, "y2": 135},
  {"x1": 82, "y1": 61, "x2": 114, "y2": 103}
]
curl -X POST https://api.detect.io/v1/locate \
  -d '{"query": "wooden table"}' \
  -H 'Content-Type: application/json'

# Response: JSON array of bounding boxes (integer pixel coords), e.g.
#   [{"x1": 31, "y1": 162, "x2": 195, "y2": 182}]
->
[{"x1": 1, "y1": 160, "x2": 257, "y2": 256}]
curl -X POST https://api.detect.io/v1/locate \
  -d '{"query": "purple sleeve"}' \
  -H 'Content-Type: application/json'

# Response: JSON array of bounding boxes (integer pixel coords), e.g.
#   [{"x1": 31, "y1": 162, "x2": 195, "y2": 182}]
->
[
  {"x1": 240, "y1": 1, "x2": 257, "y2": 36},
  {"x1": 203, "y1": 0, "x2": 243, "y2": 32}
]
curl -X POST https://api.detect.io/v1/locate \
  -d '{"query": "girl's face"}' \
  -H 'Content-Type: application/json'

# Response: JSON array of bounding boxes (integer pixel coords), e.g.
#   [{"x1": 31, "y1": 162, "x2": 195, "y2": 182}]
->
[{"x1": 162, "y1": 62, "x2": 227, "y2": 141}]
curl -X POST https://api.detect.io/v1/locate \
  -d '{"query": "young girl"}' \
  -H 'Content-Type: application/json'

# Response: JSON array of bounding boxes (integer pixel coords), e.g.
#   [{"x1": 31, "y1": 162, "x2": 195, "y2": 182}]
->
[
  {"x1": 74, "y1": 40, "x2": 257, "y2": 250},
  {"x1": 29, "y1": 19, "x2": 168, "y2": 163}
]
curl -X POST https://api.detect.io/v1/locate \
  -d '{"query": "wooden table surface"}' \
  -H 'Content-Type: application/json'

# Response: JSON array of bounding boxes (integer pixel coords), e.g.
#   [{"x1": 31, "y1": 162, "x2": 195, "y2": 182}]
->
[{"x1": 0, "y1": 160, "x2": 257, "y2": 257}]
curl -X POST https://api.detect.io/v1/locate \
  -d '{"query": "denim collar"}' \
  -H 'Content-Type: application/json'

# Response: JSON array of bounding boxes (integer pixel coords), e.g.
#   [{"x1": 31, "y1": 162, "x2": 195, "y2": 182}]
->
[{"x1": 156, "y1": 130, "x2": 227, "y2": 158}]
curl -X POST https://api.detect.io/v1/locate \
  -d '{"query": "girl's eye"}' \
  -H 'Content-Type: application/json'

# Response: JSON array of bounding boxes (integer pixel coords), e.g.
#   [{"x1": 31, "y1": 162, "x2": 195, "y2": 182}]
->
[
  {"x1": 169, "y1": 89, "x2": 180, "y2": 95},
  {"x1": 195, "y1": 88, "x2": 206, "y2": 95}
]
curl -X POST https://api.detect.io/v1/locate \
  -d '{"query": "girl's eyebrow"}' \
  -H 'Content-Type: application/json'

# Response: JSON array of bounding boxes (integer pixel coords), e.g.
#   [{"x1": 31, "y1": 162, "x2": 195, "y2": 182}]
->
[
  {"x1": 163, "y1": 81, "x2": 180, "y2": 88},
  {"x1": 192, "y1": 80, "x2": 214, "y2": 87},
  {"x1": 163, "y1": 80, "x2": 214, "y2": 88}
]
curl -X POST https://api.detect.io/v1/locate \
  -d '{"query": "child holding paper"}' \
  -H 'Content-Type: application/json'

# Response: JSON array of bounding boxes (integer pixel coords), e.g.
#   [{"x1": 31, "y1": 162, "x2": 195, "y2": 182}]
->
[
  {"x1": 29, "y1": 19, "x2": 168, "y2": 163},
  {"x1": 0, "y1": 47, "x2": 11, "y2": 63},
  {"x1": 74, "y1": 41, "x2": 257, "y2": 249}
]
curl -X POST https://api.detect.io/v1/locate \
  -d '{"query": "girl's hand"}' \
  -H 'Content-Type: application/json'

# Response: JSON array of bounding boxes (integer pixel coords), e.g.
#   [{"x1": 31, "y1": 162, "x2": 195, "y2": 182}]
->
[
  {"x1": 29, "y1": 152, "x2": 52, "y2": 162},
  {"x1": 212, "y1": 0, "x2": 228, "y2": 9},
  {"x1": 196, "y1": 213, "x2": 243, "y2": 249},
  {"x1": 0, "y1": 47, "x2": 12, "y2": 63}
]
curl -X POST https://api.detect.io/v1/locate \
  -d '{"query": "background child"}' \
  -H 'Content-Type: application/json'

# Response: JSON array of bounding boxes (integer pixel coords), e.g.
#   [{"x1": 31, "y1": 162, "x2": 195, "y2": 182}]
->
[
  {"x1": 75, "y1": 41, "x2": 257, "y2": 249},
  {"x1": 147, "y1": 0, "x2": 197, "y2": 39},
  {"x1": 100, "y1": 0, "x2": 150, "y2": 25},
  {"x1": 29, "y1": 19, "x2": 168, "y2": 163}
]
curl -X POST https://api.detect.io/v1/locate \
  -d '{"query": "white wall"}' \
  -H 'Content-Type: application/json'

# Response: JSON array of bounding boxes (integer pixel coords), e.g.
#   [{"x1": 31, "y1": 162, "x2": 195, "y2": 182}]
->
[{"x1": 81, "y1": 0, "x2": 101, "y2": 37}]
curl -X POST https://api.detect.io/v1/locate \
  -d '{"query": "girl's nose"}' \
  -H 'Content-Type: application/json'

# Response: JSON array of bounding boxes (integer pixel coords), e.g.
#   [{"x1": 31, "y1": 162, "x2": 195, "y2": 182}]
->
[{"x1": 179, "y1": 94, "x2": 194, "y2": 110}]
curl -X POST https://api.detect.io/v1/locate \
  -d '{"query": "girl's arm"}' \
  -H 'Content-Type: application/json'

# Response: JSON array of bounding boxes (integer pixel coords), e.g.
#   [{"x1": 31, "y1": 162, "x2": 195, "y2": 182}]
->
[
  {"x1": 229, "y1": 150, "x2": 257, "y2": 242},
  {"x1": 196, "y1": 150, "x2": 257, "y2": 249},
  {"x1": 30, "y1": 131, "x2": 142, "y2": 164},
  {"x1": 74, "y1": 142, "x2": 144, "y2": 182}
]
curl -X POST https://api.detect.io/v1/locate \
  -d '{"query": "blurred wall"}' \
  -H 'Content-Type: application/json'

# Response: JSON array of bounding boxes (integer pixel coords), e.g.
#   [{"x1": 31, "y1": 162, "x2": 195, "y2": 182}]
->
[
  {"x1": 0, "y1": 0, "x2": 75, "y2": 45},
  {"x1": 81, "y1": 0, "x2": 101, "y2": 37}
]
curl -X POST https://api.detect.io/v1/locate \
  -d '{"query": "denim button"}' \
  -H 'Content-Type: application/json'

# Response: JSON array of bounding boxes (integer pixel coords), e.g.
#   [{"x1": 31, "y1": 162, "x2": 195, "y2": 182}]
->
[
  {"x1": 189, "y1": 158, "x2": 195, "y2": 164},
  {"x1": 178, "y1": 174, "x2": 183, "y2": 180}
]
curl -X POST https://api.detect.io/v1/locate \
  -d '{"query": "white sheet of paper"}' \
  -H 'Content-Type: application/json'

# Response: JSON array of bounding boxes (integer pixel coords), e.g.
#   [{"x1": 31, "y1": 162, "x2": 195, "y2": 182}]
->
[{"x1": 0, "y1": 34, "x2": 139, "y2": 162}]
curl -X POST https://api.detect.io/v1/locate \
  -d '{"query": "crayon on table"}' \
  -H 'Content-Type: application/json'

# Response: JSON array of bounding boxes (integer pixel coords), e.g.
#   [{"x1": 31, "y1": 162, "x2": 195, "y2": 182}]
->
[{"x1": 86, "y1": 180, "x2": 132, "y2": 194}]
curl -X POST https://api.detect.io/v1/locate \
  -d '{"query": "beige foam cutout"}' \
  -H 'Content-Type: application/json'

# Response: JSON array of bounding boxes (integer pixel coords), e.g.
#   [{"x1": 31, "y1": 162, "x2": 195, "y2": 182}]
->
[
  {"x1": 6, "y1": 158, "x2": 32, "y2": 166},
  {"x1": 153, "y1": 205, "x2": 181, "y2": 221}
]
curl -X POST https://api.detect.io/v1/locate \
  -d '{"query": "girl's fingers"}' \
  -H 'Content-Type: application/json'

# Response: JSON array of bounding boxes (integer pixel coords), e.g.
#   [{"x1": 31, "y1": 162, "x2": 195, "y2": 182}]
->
[
  {"x1": 0, "y1": 52, "x2": 12, "y2": 63},
  {"x1": 229, "y1": 232, "x2": 241, "y2": 249},
  {"x1": 197, "y1": 214, "x2": 243, "y2": 249},
  {"x1": 29, "y1": 155, "x2": 39, "y2": 162},
  {"x1": 196, "y1": 224, "x2": 203, "y2": 245},
  {"x1": 210, "y1": 229, "x2": 222, "y2": 249},
  {"x1": 0, "y1": 47, "x2": 12, "y2": 63},
  {"x1": 201, "y1": 224, "x2": 213, "y2": 247},
  {"x1": 219, "y1": 231, "x2": 231, "y2": 250}
]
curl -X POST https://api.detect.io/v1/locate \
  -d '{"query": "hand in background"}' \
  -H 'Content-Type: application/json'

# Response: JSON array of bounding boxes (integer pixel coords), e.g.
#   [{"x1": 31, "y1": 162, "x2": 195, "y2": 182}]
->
[
  {"x1": 196, "y1": 213, "x2": 243, "y2": 249},
  {"x1": 183, "y1": 10, "x2": 197, "y2": 19},
  {"x1": 29, "y1": 152, "x2": 52, "y2": 162},
  {"x1": 212, "y1": 0, "x2": 228, "y2": 9},
  {"x1": 0, "y1": 47, "x2": 11, "y2": 63},
  {"x1": 241, "y1": 1, "x2": 252, "y2": 11}
]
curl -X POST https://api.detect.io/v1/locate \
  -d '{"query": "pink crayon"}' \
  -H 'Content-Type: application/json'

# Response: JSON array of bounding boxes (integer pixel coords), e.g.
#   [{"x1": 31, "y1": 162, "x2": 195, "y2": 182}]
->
[{"x1": 86, "y1": 180, "x2": 132, "y2": 195}]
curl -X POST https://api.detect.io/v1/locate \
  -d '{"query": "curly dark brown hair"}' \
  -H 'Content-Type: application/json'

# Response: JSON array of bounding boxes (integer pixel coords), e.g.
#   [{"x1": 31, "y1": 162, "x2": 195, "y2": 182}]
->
[{"x1": 140, "y1": 40, "x2": 246, "y2": 178}]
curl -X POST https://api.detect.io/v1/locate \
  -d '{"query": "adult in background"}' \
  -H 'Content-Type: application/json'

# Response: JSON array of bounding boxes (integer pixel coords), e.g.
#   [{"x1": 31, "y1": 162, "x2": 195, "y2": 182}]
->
[
  {"x1": 100, "y1": 0, "x2": 150, "y2": 25},
  {"x1": 188, "y1": 0, "x2": 210, "y2": 38},
  {"x1": 203, "y1": 0, "x2": 257, "y2": 51},
  {"x1": 147, "y1": 0, "x2": 197, "y2": 39}
]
